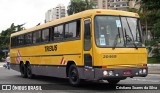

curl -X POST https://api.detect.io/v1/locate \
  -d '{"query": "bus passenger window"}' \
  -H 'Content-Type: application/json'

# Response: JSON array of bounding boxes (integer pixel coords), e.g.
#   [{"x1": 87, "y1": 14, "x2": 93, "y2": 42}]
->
[
  {"x1": 65, "y1": 22, "x2": 76, "y2": 38},
  {"x1": 11, "y1": 37, "x2": 17, "y2": 47},
  {"x1": 54, "y1": 25, "x2": 63, "y2": 41},
  {"x1": 33, "y1": 31, "x2": 41, "y2": 44},
  {"x1": 64, "y1": 20, "x2": 81, "y2": 39},
  {"x1": 17, "y1": 35, "x2": 24, "y2": 46},
  {"x1": 76, "y1": 20, "x2": 81, "y2": 38},
  {"x1": 42, "y1": 29, "x2": 49, "y2": 42},
  {"x1": 84, "y1": 20, "x2": 91, "y2": 51},
  {"x1": 25, "y1": 33, "x2": 32, "y2": 45}
]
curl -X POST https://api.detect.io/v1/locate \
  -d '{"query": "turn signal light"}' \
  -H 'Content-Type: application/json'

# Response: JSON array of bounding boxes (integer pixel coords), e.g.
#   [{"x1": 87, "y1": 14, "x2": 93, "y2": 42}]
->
[
  {"x1": 96, "y1": 11, "x2": 101, "y2": 13},
  {"x1": 102, "y1": 66, "x2": 107, "y2": 68},
  {"x1": 135, "y1": 13, "x2": 139, "y2": 16},
  {"x1": 143, "y1": 64, "x2": 147, "y2": 67}
]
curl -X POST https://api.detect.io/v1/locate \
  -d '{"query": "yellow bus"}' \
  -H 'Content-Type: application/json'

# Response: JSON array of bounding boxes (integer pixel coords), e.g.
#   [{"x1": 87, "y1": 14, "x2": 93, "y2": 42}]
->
[{"x1": 10, "y1": 9, "x2": 148, "y2": 86}]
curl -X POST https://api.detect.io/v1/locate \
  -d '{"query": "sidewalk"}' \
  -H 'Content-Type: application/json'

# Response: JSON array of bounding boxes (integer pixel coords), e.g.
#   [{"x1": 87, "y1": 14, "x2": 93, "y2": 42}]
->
[
  {"x1": 0, "y1": 62, "x2": 5, "y2": 67},
  {"x1": 148, "y1": 64, "x2": 160, "y2": 74}
]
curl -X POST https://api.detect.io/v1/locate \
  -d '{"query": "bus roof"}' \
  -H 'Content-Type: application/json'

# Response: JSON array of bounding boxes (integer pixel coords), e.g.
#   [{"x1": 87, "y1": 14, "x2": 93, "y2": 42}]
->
[{"x1": 11, "y1": 9, "x2": 139, "y2": 37}]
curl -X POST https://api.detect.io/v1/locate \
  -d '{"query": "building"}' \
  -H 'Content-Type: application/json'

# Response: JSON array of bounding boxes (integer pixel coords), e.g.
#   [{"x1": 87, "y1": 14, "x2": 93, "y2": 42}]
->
[
  {"x1": 45, "y1": 4, "x2": 66, "y2": 23},
  {"x1": 92, "y1": 0, "x2": 139, "y2": 11},
  {"x1": 92, "y1": 0, "x2": 108, "y2": 9},
  {"x1": 129, "y1": 0, "x2": 140, "y2": 9}
]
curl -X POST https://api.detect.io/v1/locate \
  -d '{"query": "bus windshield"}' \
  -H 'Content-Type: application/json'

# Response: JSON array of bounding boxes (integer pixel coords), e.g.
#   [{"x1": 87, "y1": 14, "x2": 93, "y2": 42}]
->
[{"x1": 94, "y1": 15, "x2": 144, "y2": 48}]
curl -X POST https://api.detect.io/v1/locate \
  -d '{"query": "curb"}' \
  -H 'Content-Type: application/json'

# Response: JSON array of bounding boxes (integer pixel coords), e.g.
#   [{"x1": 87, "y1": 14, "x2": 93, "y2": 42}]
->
[
  {"x1": 0, "y1": 62, "x2": 5, "y2": 66},
  {"x1": 147, "y1": 64, "x2": 160, "y2": 67}
]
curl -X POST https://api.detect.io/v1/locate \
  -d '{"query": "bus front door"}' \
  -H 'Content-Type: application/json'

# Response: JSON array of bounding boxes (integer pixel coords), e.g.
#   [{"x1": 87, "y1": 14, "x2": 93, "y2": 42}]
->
[{"x1": 83, "y1": 18, "x2": 94, "y2": 80}]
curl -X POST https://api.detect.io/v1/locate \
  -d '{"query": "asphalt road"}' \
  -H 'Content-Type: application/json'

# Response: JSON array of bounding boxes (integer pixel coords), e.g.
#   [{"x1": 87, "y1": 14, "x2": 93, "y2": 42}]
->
[{"x1": 0, "y1": 64, "x2": 160, "y2": 93}]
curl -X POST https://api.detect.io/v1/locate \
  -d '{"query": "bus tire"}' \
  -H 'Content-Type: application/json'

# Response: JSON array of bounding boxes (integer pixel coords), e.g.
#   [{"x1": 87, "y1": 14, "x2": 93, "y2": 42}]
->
[
  {"x1": 20, "y1": 63, "x2": 27, "y2": 78},
  {"x1": 68, "y1": 64, "x2": 80, "y2": 86},
  {"x1": 107, "y1": 79, "x2": 120, "y2": 84},
  {"x1": 26, "y1": 63, "x2": 34, "y2": 79}
]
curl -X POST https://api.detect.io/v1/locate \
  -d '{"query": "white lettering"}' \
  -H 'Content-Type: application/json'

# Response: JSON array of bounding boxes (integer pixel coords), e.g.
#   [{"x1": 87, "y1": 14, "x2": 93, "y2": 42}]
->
[
  {"x1": 149, "y1": 86, "x2": 157, "y2": 90},
  {"x1": 132, "y1": 86, "x2": 143, "y2": 89},
  {"x1": 116, "y1": 86, "x2": 131, "y2": 90},
  {"x1": 28, "y1": 86, "x2": 42, "y2": 90}
]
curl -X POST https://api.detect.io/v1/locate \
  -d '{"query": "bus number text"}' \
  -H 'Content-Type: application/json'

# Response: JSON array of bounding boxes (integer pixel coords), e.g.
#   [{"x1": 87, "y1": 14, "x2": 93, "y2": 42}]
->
[
  {"x1": 45, "y1": 45, "x2": 57, "y2": 52},
  {"x1": 103, "y1": 55, "x2": 117, "y2": 58}
]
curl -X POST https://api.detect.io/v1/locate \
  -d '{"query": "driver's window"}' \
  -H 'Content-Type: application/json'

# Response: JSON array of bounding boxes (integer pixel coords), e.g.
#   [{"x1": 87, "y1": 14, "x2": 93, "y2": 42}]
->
[{"x1": 84, "y1": 20, "x2": 91, "y2": 51}]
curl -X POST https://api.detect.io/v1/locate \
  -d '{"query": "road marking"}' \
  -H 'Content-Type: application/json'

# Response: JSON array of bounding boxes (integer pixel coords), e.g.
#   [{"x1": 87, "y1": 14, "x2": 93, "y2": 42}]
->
[
  {"x1": 132, "y1": 78, "x2": 160, "y2": 83},
  {"x1": 148, "y1": 74, "x2": 160, "y2": 77}
]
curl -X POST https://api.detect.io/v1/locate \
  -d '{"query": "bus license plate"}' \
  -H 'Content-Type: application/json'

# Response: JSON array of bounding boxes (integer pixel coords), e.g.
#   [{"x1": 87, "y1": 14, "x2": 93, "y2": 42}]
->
[{"x1": 123, "y1": 70, "x2": 132, "y2": 76}]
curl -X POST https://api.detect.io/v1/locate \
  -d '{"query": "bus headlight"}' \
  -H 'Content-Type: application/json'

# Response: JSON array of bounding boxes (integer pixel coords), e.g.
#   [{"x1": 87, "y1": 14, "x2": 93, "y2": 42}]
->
[
  {"x1": 143, "y1": 69, "x2": 147, "y2": 74},
  {"x1": 108, "y1": 71, "x2": 114, "y2": 76},
  {"x1": 103, "y1": 71, "x2": 108, "y2": 76},
  {"x1": 139, "y1": 69, "x2": 142, "y2": 74}
]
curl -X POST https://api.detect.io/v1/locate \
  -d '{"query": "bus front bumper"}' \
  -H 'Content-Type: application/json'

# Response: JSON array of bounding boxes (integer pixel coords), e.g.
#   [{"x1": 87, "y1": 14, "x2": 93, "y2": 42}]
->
[{"x1": 94, "y1": 67, "x2": 148, "y2": 80}]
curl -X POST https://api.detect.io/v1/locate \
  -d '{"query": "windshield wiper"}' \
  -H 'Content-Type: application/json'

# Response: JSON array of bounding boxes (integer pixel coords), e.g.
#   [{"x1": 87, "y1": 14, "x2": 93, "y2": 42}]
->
[
  {"x1": 112, "y1": 27, "x2": 121, "y2": 49},
  {"x1": 133, "y1": 41, "x2": 138, "y2": 49},
  {"x1": 124, "y1": 28, "x2": 138, "y2": 49},
  {"x1": 112, "y1": 34, "x2": 119, "y2": 50},
  {"x1": 125, "y1": 18, "x2": 138, "y2": 49}
]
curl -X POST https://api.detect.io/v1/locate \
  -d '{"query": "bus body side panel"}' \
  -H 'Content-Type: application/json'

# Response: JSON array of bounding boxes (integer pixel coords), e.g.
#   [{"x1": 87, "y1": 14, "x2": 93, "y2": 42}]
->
[
  {"x1": 31, "y1": 65, "x2": 67, "y2": 78},
  {"x1": 10, "y1": 40, "x2": 83, "y2": 78}
]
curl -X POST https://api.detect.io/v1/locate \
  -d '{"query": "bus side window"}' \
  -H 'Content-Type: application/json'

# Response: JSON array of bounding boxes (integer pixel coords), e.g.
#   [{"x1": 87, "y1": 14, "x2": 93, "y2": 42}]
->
[
  {"x1": 25, "y1": 33, "x2": 32, "y2": 45},
  {"x1": 76, "y1": 20, "x2": 81, "y2": 38},
  {"x1": 11, "y1": 37, "x2": 17, "y2": 47},
  {"x1": 65, "y1": 23, "x2": 70, "y2": 38},
  {"x1": 17, "y1": 35, "x2": 24, "y2": 46},
  {"x1": 42, "y1": 28, "x2": 49, "y2": 42},
  {"x1": 33, "y1": 31, "x2": 41, "y2": 44},
  {"x1": 54, "y1": 25, "x2": 63, "y2": 41},
  {"x1": 64, "y1": 19, "x2": 81, "y2": 39},
  {"x1": 84, "y1": 20, "x2": 91, "y2": 51}
]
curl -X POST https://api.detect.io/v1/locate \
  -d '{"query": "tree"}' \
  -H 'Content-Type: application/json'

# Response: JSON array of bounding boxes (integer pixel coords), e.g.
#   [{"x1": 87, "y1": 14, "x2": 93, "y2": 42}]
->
[
  {"x1": 67, "y1": 0, "x2": 95, "y2": 15},
  {"x1": 129, "y1": 0, "x2": 160, "y2": 61},
  {"x1": 139, "y1": 0, "x2": 160, "y2": 60},
  {"x1": 16, "y1": 23, "x2": 26, "y2": 31},
  {"x1": 133, "y1": 0, "x2": 160, "y2": 39},
  {"x1": 128, "y1": 8, "x2": 139, "y2": 13},
  {"x1": 0, "y1": 23, "x2": 25, "y2": 50}
]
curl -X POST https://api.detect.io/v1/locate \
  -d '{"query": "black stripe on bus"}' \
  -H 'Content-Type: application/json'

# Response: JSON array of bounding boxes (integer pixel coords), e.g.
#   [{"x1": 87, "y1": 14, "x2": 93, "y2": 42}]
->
[
  {"x1": 10, "y1": 63, "x2": 102, "y2": 68},
  {"x1": 10, "y1": 64, "x2": 83, "y2": 67},
  {"x1": 10, "y1": 53, "x2": 81, "y2": 58}
]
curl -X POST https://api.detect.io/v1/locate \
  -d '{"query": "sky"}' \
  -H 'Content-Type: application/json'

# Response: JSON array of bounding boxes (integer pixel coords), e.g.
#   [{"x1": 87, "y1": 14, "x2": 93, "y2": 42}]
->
[{"x1": 0, "y1": 0, "x2": 70, "y2": 32}]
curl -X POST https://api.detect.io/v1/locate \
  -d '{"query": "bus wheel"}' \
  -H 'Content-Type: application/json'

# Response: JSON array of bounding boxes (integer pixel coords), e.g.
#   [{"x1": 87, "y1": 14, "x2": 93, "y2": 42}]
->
[
  {"x1": 68, "y1": 64, "x2": 80, "y2": 86},
  {"x1": 107, "y1": 79, "x2": 120, "y2": 84},
  {"x1": 26, "y1": 63, "x2": 34, "y2": 79},
  {"x1": 20, "y1": 63, "x2": 27, "y2": 78}
]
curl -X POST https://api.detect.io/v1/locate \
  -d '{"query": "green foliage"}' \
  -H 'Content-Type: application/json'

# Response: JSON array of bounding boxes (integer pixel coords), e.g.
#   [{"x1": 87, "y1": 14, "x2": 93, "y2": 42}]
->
[
  {"x1": 153, "y1": 21, "x2": 160, "y2": 39},
  {"x1": 145, "y1": 40, "x2": 155, "y2": 47},
  {"x1": 128, "y1": 8, "x2": 139, "y2": 13},
  {"x1": 67, "y1": 0, "x2": 95, "y2": 15},
  {"x1": 152, "y1": 48, "x2": 160, "y2": 58},
  {"x1": 130, "y1": 0, "x2": 160, "y2": 61},
  {"x1": 0, "y1": 23, "x2": 25, "y2": 51},
  {"x1": 151, "y1": 11, "x2": 160, "y2": 59},
  {"x1": 148, "y1": 57, "x2": 160, "y2": 64}
]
